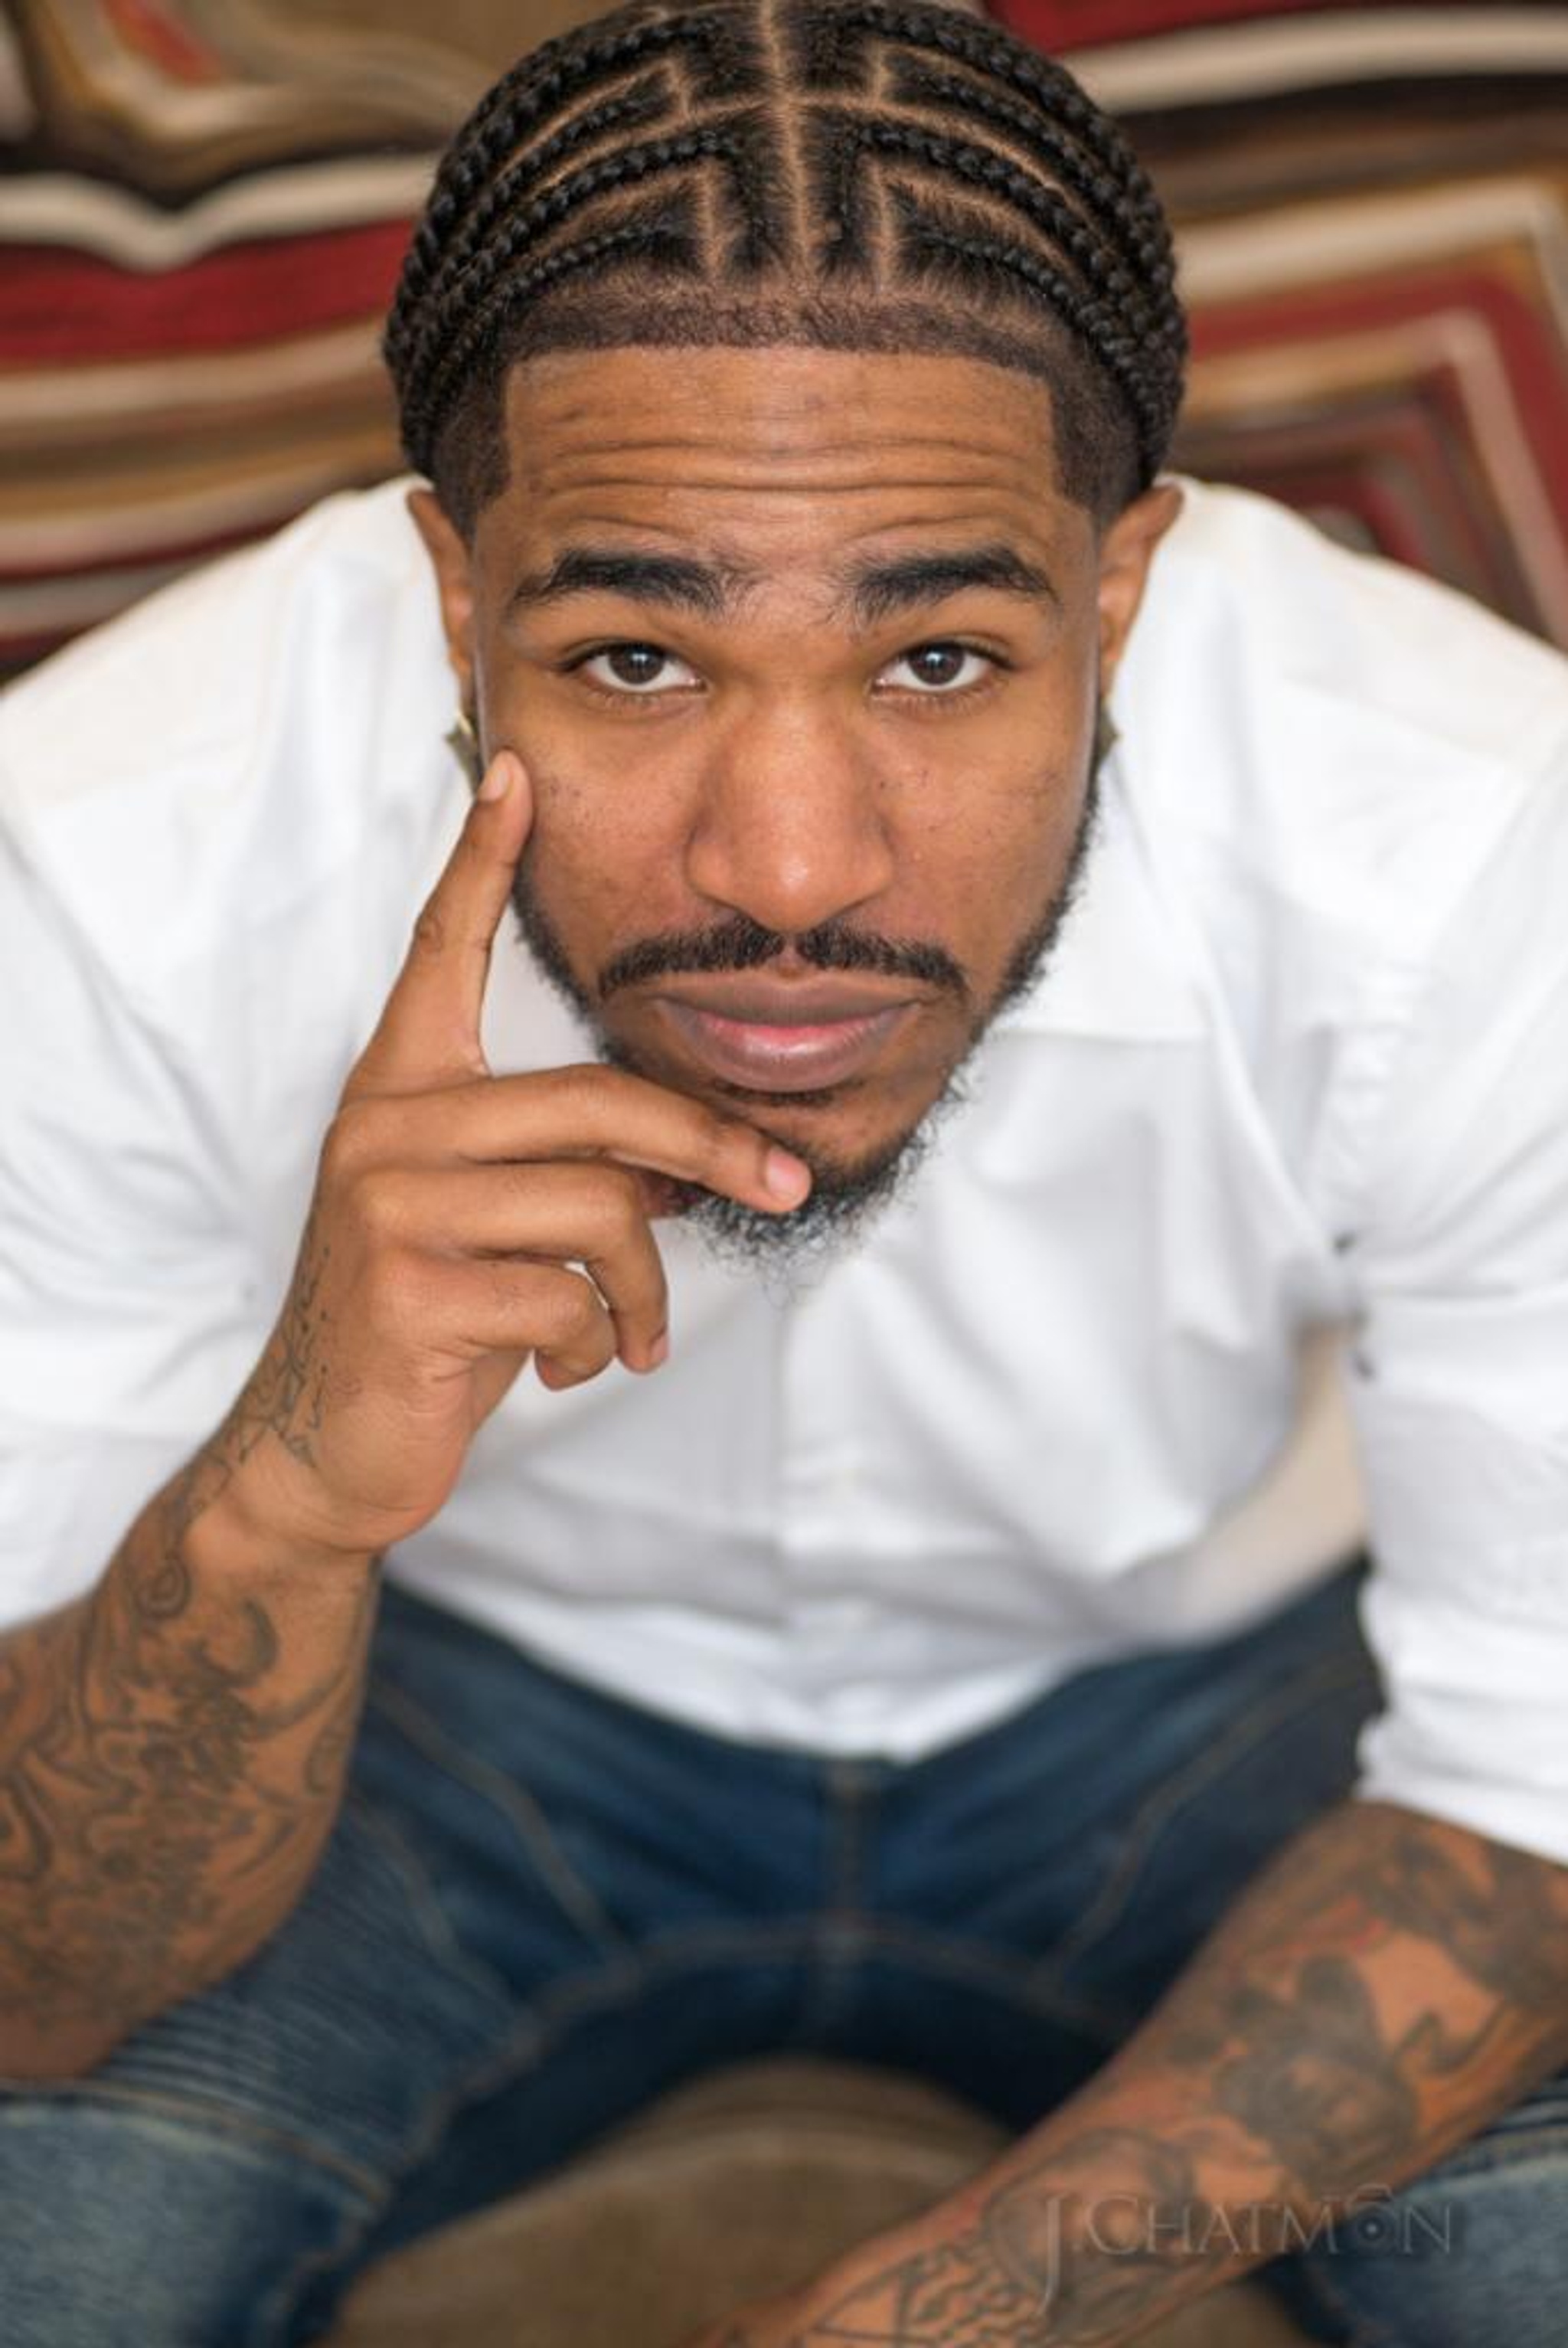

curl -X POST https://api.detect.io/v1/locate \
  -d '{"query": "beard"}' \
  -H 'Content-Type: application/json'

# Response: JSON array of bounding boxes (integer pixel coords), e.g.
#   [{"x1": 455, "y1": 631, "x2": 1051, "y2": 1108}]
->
[{"x1": 508, "y1": 770, "x2": 1102, "y2": 1278}]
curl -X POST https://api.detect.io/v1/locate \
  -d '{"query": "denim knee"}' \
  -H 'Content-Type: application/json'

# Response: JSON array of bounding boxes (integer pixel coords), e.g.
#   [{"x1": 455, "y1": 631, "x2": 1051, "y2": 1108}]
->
[
  {"x1": 1284, "y1": 2099, "x2": 1568, "y2": 2348},
  {"x1": 0, "y1": 2088, "x2": 372, "y2": 2348}
]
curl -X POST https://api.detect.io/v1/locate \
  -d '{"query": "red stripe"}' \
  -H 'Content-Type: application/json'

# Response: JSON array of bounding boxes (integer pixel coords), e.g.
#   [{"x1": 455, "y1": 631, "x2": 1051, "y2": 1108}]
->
[
  {"x1": 105, "y1": 0, "x2": 225, "y2": 83},
  {"x1": 1191, "y1": 266, "x2": 1568, "y2": 524},
  {"x1": 0, "y1": 221, "x2": 412, "y2": 365},
  {"x1": 993, "y1": 0, "x2": 1386, "y2": 49},
  {"x1": 1187, "y1": 423, "x2": 1527, "y2": 600},
  {"x1": 1297, "y1": 402, "x2": 1517, "y2": 580}
]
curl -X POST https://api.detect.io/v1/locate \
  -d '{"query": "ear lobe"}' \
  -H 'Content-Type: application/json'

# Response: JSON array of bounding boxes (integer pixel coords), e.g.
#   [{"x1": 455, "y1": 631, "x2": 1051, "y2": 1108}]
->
[
  {"x1": 1096, "y1": 480, "x2": 1184, "y2": 692},
  {"x1": 407, "y1": 486, "x2": 479, "y2": 708}
]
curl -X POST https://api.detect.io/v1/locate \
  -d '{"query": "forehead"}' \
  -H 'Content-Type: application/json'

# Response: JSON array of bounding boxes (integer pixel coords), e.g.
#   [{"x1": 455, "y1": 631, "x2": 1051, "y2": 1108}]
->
[{"x1": 481, "y1": 344, "x2": 1089, "y2": 580}]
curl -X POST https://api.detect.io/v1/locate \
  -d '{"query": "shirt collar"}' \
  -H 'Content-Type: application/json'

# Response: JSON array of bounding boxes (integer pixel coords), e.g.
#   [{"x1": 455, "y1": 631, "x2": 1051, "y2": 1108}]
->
[{"x1": 991, "y1": 757, "x2": 1210, "y2": 1044}]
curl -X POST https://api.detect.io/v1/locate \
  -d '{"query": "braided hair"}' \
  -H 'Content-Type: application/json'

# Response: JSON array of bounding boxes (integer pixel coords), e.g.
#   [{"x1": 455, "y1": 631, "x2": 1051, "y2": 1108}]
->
[{"x1": 384, "y1": 0, "x2": 1187, "y2": 533}]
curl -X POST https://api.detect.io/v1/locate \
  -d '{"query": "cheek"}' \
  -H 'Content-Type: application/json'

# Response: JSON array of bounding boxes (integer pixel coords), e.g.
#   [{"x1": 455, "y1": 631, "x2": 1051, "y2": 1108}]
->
[
  {"x1": 903, "y1": 748, "x2": 1086, "y2": 946},
  {"x1": 516, "y1": 752, "x2": 684, "y2": 949}
]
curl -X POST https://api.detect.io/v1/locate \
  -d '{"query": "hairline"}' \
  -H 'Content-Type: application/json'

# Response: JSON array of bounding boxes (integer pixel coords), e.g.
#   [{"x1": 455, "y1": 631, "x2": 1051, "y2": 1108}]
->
[{"x1": 431, "y1": 305, "x2": 1142, "y2": 544}]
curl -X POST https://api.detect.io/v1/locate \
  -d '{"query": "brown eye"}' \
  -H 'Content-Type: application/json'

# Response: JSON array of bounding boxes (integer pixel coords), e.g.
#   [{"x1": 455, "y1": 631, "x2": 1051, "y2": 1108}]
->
[
  {"x1": 606, "y1": 646, "x2": 667, "y2": 685},
  {"x1": 910, "y1": 644, "x2": 966, "y2": 685},
  {"x1": 881, "y1": 643, "x2": 995, "y2": 694},
  {"x1": 578, "y1": 644, "x2": 699, "y2": 695}
]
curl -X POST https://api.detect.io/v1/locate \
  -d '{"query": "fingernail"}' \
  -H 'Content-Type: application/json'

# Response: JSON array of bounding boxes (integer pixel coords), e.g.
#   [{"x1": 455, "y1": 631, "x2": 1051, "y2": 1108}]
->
[
  {"x1": 478, "y1": 753, "x2": 510, "y2": 802},
  {"x1": 764, "y1": 1146, "x2": 811, "y2": 1204},
  {"x1": 645, "y1": 1330, "x2": 670, "y2": 1371}
]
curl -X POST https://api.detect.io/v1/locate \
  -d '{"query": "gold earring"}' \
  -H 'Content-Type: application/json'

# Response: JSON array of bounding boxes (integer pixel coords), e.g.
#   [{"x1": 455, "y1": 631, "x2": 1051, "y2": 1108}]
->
[
  {"x1": 1093, "y1": 702, "x2": 1120, "y2": 774},
  {"x1": 446, "y1": 707, "x2": 482, "y2": 789}
]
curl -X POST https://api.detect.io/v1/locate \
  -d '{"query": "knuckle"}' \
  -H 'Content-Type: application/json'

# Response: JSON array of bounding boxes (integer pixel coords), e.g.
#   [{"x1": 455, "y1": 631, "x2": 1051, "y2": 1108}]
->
[
  {"x1": 537, "y1": 1272, "x2": 606, "y2": 1351},
  {"x1": 580, "y1": 1162, "x2": 647, "y2": 1245},
  {"x1": 320, "y1": 1097, "x2": 387, "y2": 1185},
  {"x1": 318, "y1": 1108, "x2": 364, "y2": 1189},
  {"x1": 353, "y1": 1168, "x2": 409, "y2": 1246},
  {"x1": 358, "y1": 1240, "x2": 426, "y2": 1333}
]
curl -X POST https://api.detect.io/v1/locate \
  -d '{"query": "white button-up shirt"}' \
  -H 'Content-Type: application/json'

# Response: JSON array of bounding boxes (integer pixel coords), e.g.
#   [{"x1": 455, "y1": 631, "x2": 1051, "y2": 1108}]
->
[{"x1": 3, "y1": 479, "x2": 1566, "y2": 1860}]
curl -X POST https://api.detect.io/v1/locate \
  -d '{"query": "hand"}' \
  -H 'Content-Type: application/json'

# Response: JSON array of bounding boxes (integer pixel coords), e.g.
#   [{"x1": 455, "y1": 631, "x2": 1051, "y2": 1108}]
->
[{"x1": 227, "y1": 749, "x2": 810, "y2": 1561}]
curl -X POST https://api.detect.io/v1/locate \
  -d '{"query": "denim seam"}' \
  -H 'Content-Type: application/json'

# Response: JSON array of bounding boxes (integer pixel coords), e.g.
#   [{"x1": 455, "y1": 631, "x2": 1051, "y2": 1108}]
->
[
  {"x1": 365, "y1": 1679, "x2": 631, "y2": 1955},
  {"x1": 1029, "y1": 1648, "x2": 1373, "y2": 1988},
  {"x1": 639, "y1": 1911, "x2": 1132, "y2": 2042},
  {"x1": 346, "y1": 1790, "x2": 518, "y2": 2018},
  {"x1": 0, "y1": 2076, "x2": 385, "y2": 2201},
  {"x1": 260, "y1": 2194, "x2": 382, "y2": 2348},
  {"x1": 823, "y1": 1761, "x2": 880, "y2": 1913},
  {"x1": 268, "y1": 1947, "x2": 653, "y2": 2330},
  {"x1": 792, "y1": 1763, "x2": 886, "y2": 2036}
]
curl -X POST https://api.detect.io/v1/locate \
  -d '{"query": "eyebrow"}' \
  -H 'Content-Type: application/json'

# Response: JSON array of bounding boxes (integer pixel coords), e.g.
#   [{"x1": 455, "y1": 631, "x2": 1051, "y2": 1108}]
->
[
  {"x1": 508, "y1": 538, "x2": 1058, "y2": 626},
  {"x1": 509, "y1": 548, "x2": 750, "y2": 619},
  {"x1": 838, "y1": 544, "x2": 1060, "y2": 626}
]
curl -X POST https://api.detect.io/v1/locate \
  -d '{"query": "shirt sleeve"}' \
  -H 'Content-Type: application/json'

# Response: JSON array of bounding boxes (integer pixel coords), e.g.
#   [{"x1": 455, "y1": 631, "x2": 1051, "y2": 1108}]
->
[
  {"x1": 1345, "y1": 724, "x2": 1568, "y2": 1864},
  {"x1": 0, "y1": 816, "x2": 266, "y2": 1630}
]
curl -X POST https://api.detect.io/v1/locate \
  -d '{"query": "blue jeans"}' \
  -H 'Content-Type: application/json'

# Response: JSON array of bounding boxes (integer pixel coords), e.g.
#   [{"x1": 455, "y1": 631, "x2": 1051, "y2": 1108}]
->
[{"x1": 1, "y1": 1564, "x2": 1562, "y2": 2346}]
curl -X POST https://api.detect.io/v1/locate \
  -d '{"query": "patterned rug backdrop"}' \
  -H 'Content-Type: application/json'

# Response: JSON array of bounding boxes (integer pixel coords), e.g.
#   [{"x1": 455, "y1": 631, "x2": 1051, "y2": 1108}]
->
[{"x1": 2, "y1": 0, "x2": 1566, "y2": 676}]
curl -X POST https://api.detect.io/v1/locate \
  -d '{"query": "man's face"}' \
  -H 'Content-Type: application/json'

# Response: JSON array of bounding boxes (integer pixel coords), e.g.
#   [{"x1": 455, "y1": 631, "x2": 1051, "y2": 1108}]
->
[{"x1": 415, "y1": 346, "x2": 1178, "y2": 1239}]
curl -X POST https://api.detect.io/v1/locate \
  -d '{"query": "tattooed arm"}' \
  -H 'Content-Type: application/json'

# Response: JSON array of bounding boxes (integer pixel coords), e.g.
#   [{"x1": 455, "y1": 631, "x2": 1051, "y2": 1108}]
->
[
  {"x1": 0, "y1": 1254, "x2": 382, "y2": 2083},
  {"x1": 0, "y1": 757, "x2": 812, "y2": 2081},
  {"x1": 694, "y1": 1800, "x2": 1568, "y2": 2346}
]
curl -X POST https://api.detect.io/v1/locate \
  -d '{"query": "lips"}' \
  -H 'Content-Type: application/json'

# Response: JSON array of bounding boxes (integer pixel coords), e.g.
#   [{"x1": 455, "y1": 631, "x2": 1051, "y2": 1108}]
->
[{"x1": 648, "y1": 979, "x2": 920, "y2": 1094}]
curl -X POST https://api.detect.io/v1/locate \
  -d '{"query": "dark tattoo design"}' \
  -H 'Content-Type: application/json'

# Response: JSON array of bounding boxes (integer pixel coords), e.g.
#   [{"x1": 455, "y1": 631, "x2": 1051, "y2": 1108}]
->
[
  {"x1": 217, "y1": 1205, "x2": 333, "y2": 1476},
  {"x1": 776, "y1": 2131, "x2": 1231, "y2": 2346},
  {"x1": 720, "y1": 1806, "x2": 1568, "y2": 2348},
  {"x1": 1160, "y1": 1805, "x2": 1568, "y2": 2196},
  {"x1": 808, "y1": 2229, "x2": 1051, "y2": 2345},
  {"x1": 0, "y1": 1212, "x2": 377, "y2": 2050},
  {"x1": 1208, "y1": 1956, "x2": 1418, "y2": 2186},
  {"x1": 1356, "y1": 1828, "x2": 1568, "y2": 2014}
]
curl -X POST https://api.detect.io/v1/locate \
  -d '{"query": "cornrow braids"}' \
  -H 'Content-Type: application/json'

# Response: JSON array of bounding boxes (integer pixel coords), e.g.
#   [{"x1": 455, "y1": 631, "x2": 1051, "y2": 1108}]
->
[
  {"x1": 891, "y1": 186, "x2": 1176, "y2": 471},
  {"x1": 402, "y1": 121, "x2": 782, "y2": 461},
  {"x1": 885, "y1": 56, "x2": 1160, "y2": 280},
  {"x1": 387, "y1": 5, "x2": 764, "y2": 352},
  {"x1": 384, "y1": 0, "x2": 1187, "y2": 534}
]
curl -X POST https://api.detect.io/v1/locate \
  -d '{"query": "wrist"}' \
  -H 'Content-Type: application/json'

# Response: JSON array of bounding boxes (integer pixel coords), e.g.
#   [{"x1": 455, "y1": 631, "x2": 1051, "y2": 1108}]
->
[{"x1": 181, "y1": 1434, "x2": 378, "y2": 1589}]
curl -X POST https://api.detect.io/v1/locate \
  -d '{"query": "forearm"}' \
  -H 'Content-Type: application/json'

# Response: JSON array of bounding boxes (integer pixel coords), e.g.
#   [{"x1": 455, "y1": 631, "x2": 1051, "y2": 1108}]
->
[
  {"x1": 743, "y1": 1799, "x2": 1568, "y2": 2346},
  {"x1": 0, "y1": 1411, "x2": 378, "y2": 2081}
]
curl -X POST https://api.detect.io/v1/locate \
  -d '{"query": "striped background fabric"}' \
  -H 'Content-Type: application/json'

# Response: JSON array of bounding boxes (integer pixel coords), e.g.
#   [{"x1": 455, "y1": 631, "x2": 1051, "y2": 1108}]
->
[{"x1": 3, "y1": 0, "x2": 1566, "y2": 675}]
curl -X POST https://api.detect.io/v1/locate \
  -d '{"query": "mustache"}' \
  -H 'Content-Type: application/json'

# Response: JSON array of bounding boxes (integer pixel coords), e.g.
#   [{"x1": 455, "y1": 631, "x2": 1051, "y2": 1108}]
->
[{"x1": 597, "y1": 914, "x2": 969, "y2": 1004}]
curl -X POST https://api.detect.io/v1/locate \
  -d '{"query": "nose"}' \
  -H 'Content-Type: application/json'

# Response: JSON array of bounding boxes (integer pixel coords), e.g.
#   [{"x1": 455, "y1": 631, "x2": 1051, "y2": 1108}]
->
[{"x1": 681, "y1": 697, "x2": 897, "y2": 937}]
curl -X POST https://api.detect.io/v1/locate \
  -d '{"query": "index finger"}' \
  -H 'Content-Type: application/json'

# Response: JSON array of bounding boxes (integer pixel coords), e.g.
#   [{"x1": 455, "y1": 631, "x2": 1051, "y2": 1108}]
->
[{"x1": 356, "y1": 749, "x2": 531, "y2": 1091}]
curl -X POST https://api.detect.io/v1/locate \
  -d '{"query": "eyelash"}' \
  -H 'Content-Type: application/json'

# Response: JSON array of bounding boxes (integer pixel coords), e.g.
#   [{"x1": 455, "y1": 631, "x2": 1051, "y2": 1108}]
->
[{"x1": 562, "y1": 640, "x2": 1011, "y2": 705}]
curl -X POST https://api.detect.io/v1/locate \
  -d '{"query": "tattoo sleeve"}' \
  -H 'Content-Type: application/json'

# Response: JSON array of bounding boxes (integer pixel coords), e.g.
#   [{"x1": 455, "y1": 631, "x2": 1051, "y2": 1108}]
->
[
  {"x1": 0, "y1": 1238, "x2": 380, "y2": 2079},
  {"x1": 743, "y1": 1802, "x2": 1568, "y2": 2346}
]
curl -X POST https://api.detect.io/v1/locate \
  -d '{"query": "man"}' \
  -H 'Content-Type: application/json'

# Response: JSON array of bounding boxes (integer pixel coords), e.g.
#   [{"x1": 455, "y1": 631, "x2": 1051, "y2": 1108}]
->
[{"x1": 1, "y1": 2, "x2": 1564, "y2": 2343}]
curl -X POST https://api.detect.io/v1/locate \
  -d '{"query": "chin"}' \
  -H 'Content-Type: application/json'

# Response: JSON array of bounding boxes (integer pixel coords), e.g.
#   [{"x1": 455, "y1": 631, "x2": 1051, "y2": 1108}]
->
[
  {"x1": 603, "y1": 1031, "x2": 920, "y2": 1169},
  {"x1": 669, "y1": 1071, "x2": 975, "y2": 1289}
]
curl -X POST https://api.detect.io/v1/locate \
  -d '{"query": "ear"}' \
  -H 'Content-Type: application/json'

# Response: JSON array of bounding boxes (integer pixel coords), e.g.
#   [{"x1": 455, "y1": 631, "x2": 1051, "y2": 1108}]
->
[
  {"x1": 1096, "y1": 481, "x2": 1183, "y2": 695},
  {"x1": 407, "y1": 487, "x2": 478, "y2": 711}
]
